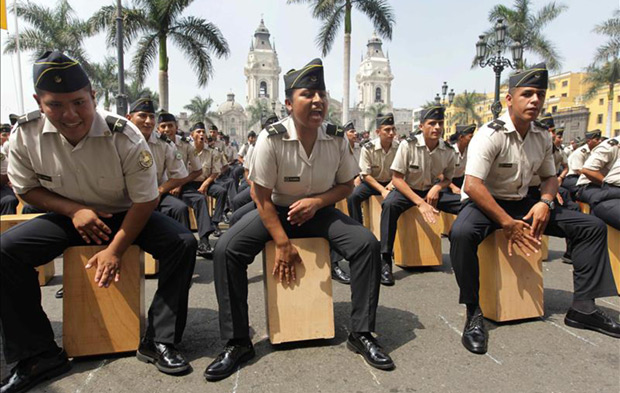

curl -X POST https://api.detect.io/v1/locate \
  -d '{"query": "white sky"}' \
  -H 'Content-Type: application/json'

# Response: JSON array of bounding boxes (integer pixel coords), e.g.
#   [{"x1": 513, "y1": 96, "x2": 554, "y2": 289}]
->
[{"x1": 1, "y1": 0, "x2": 618, "y2": 121}]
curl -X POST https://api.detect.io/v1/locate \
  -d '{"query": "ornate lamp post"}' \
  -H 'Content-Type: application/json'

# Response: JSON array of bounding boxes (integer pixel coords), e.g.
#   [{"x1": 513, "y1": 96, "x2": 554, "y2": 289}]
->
[
  {"x1": 435, "y1": 81, "x2": 455, "y2": 107},
  {"x1": 476, "y1": 19, "x2": 523, "y2": 119}
]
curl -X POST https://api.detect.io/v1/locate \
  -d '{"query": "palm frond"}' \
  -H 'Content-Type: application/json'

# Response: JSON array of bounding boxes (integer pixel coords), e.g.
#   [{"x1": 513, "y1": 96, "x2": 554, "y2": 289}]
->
[
  {"x1": 532, "y1": 2, "x2": 567, "y2": 28},
  {"x1": 316, "y1": 8, "x2": 344, "y2": 56},
  {"x1": 169, "y1": 31, "x2": 213, "y2": 86},
  {"x1": 131, "y1": 33, "x2": 159, "y2": 86},
  {"x1": 355, "y1": 0, "x2": 395, "y2": 40},
  {"x1": 172, "y1": 16, "x2": 230, "y2": 57}
]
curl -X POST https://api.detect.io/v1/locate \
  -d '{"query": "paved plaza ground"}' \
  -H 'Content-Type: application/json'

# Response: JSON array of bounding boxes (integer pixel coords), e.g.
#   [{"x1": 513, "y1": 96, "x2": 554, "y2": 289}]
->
[{"x1": 1, "y1": 235, "x2": 619, "y2": 393}]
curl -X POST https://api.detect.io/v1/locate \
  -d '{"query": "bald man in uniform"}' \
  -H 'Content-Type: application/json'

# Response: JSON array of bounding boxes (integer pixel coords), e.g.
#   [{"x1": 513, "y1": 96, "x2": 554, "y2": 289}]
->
[
  {"x1": 449, "y1": 64, "x2": 619, "y2": 356},
  {"x1": 0, "y1": 52, "x2": 196, "y2": 393}
]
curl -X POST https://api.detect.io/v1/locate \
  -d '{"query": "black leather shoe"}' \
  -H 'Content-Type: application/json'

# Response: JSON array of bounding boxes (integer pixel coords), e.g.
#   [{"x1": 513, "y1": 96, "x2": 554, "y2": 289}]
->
[
  {"x1": 565, "y1": 307, "x2": 620, "y2": 338},
  {"x1": 54, "y1": 287, "x2": 63, "y2": 299},
  {"x1": 212, "y1": 226, "x2": 222, "y2": 238},
  {"x1": 204, "y1": 341, "x2": 255, "y2": 382},
  {"x1": 462, "y1": 312, "x2": 488, "y2": 354},
  {"x1": 380, "y1": 262, "x2": 394, "y2": 286},
  {"x1": 347, "y1": 333, "x2": 394, "y2": 370},
  {"x1": 331, "y1": 262, "x2": 350, "y2": 285},
  {"x1": 197, "y1": 242, "x2": 213, "y2": 259},
  {"x1": 136, "y1": 340, "x2": 190, "y2": 375},
  {"x1": 0, "y1": 349, "x2": 70, "y2": 393}
]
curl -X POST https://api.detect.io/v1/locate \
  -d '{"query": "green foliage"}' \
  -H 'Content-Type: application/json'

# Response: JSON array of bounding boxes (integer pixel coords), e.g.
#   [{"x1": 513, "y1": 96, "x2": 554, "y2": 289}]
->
[
  {"x1": 451, "y1": 91, "x2": 486, "y2": 126},
  {"x1": 245, "y1": 99, "x2": 272, "y2": 127},
  {"x1": 183, "y1": 95, "x2": 214, "y2": 124},
  {"x1": 583, "y1": 11, "x2": 620, "y2": 102}
]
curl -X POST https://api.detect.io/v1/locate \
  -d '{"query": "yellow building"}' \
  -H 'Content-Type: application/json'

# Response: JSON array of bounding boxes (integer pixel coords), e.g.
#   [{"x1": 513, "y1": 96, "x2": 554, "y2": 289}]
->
[{"x1": 444, "y1": 71, "x2": 619, "y2": 141}]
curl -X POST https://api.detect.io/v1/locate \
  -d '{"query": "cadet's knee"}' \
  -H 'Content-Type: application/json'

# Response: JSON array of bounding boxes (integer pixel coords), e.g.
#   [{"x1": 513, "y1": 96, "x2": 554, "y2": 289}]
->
[
  {"x1": 178, "y1": 231, "x2": 197, "y2": 250},
  {"x1": 449, "y1": 220, "x2": 476, "y2": 243}
]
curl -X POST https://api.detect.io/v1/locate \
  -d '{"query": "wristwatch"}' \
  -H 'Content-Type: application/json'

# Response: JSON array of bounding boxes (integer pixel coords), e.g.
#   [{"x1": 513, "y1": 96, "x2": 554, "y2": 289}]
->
[{"x1": 540, "y1": 198, "x2": 555, "y2": 211}]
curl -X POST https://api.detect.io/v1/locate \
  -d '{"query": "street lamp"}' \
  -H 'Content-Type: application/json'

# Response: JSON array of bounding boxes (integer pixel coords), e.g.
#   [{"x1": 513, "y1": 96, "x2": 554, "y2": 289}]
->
[
  {"x1": 436, "y1": 82, "x2": 455, "y2": 107},
  {"x1": 476, "y1": 19, "x2": 523, "y2": 119}
]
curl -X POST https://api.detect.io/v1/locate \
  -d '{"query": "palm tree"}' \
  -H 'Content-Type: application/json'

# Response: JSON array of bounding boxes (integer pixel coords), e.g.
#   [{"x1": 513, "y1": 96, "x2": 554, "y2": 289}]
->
[
  {"x1": 245, "y1": 99, "x2": 271, "y2": 127},
  {"x1": 3, "y1": 0, "x2": 94, "y2": 76},
  {"x1": 451, "y1": 91, "x2": 486, "y2": 126},
  {"x1": 287, "y1": 0, "x2": 395, "y2": 124},
  {"x1": 91, "y1": 57, "x2": 119, "y2": 111},
  {"x1": 583, "y1": 11, "x2": 620, "y2": 138},
  {"x1": 125, "y1": 77, "x2": 159, "y2": 111},
  {"x1": 89, "y1": 0, "x2": 230, "y2": 111},
  {"x1": 183, "y1": 95, "x2": 214, "y2": 124},
  {"x1": 477, "y1": 0, "x2": 567, "y2": 71}
]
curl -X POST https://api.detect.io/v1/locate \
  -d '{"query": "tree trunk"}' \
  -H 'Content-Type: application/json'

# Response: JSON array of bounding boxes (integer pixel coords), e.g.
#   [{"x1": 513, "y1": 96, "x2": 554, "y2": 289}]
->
[
  {"x1": 159, "y1": 35, "x2": 169, "y2": 111},
  {"x1": 342, "y1": 2, "x2": 352, "y2": 124},
  {"x1": 606, "y1": 83, "x2": 614, "y2": 137},
  {"x1": 104, "y1": 90, "x2": 110, "y2": 112}
]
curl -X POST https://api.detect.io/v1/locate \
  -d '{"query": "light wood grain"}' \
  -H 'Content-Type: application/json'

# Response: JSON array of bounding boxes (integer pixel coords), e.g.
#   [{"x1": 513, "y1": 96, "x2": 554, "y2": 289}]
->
[
  {"x1": 478, "y1": 230, "x2": 544, "y2": 322},
  {"x1": 608, "y1": 225, "x2": 620, "y2": 293},
  {"x1": 263, "y1": 238, "x2": 334, "y2": 344},
  {"x1": 144, "y1": 253, "x2": 159, "y2": 276},
  {"x1": 189, "y1": 207, "x2": 198, "y2": 231},
  {"x1": 63, "y1": 245, "x2": 144, "y2": 357}
]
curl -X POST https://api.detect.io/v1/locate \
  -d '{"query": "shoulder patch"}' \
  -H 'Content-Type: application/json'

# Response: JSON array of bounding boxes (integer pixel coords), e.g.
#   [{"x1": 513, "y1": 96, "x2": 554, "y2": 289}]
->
[
  {"x1": 326, "y1": 124, "x2": 344, "y2": 137},
  {"x1": 406, "y1": 135, "x2": 418, "y2": 144},
  {"x1": 488, "y1": 119, "x2": 506, "y2": 131},
  {"x1": 581, "y1": 148, "x2": 587, "y2": 153},
  {"x1": 608, "y1": 139, "x2": 619, "y2": 146},
  {"x1": 266, "y1": 123, "x2": 287, "y2": 136},
  {"x1": 180, "y1": 135, "x2": 190, "y2": 143},
  {"x1": 363, "y1": 140, "x2": 374, "y2": 150},
  {"x1": 17, "y1": 110, "x2": 42, "y2": 125},
  {"x1": 105, "y1": 116, "x2": 127, "y2": 134}
]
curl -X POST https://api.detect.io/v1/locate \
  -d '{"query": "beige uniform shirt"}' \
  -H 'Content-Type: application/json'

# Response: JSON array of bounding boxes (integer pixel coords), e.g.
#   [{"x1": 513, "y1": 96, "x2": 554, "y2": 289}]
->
[
  {"x1": 8, "y1": 110, "x2": 158, "y2": 213},
  {"x1": 249, "y1": 117, "x2": 358, "y2": 207},
  {"x1": 192, "y1": 146, "x2": 222, "y2": 182},
  {"x1": 224, "y1": 144, "x2": 237, "y2": 163},
  {"x1": 390, "y1": 133, "x2": 456, "y2": 191},
  {"x1": 463, "y1": 112, "x2": 555, "y2": 201},
  {"x1": 577, "y1": 138, "x2": 619, "y2": 186},
  {"x1": 452, "y1": 143, "x2": 468, "y2": 178},
  {"x1": 1, "y1": 141, "x2": 9, "y2": 175},
  {"x1": 173, "y1": 134, "x2": 201, "y2": 172},
  {"x1": 553, "y1": 145, "x2": 567, "y2": 172},
  {"x1": 567, "y1": 145, "x2": 590, "y2": 176},
  {"x1": 147, "y1": 132, "x2": 187, "y2": 185},
  {"x1": 604, "y1": 155, "x2": 620, "y2": 186},
  {"x1": 351, "y1": 143, "x2": 361, "y2": 169},
  {"x1": 243, "y1": 144, "x2": 255, "y2": 171},
  {"x1": 238, "y1": 142, "x2": 250, "y2": 158},
  {"x1": 359, "y1": 138, "x2": 399, "y2": 182}
]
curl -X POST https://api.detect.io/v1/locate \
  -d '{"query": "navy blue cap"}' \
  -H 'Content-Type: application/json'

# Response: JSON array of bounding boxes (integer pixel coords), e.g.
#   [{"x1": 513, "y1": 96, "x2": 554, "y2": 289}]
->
[
  {"x1": 376, "y1": 113, "x2": 395, "y2": 128},
  {"x1": 284, "y1": 58, "x2": 326, "y2": 92},
  {"x1": 509, "y1": 63, "x2": 548, "y2": 89},
  {"x1": 420, "y1": 106, "x2": 445, "y2": 122},
  {"x1": 129, "y1": 98, "x2": 155, "y2": 113},
  {"x1": 33, "y1": 51, "x2": 90, "y2": 93}
]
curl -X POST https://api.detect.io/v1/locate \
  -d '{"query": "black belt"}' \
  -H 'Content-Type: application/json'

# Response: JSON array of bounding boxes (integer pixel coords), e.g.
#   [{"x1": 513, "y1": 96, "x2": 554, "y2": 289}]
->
[{"x1": 566, "y1": 174, "x2": 579, "y2": 178}]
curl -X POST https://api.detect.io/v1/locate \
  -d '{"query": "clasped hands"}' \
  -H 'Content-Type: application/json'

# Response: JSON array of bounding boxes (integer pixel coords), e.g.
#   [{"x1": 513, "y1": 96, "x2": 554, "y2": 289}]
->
[{"x1": 502, "y1": 202, "x2": 550, "y2": 256}]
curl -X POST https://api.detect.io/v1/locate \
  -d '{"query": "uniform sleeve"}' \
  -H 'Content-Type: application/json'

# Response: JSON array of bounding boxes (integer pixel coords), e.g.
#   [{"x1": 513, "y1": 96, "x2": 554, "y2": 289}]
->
[
  {"x1": 164, "y1": 143, "x2": 188, "y2": 179},
  {"x1": 464, "y1": 130, "x2": 500, "y2": 180},
  {"x1": 583, "y1": 146, "x2": 613, "y2": 172},
  {"x1": 390, "y1": 141, "x2": 409, "y2": 175},
  {"x1": 536, "y1": 136, "x2": 556, "y2": 178},
  {"x1": 238, "y1": 143, "x2": 248, "y2": 158},
  {"x1": 0, "y1": 143, "x2": 9, "y2": 175},
  {"x1": 243, "y1": 145, "x2": 255, "y2": 170},
  {"x1": 249, "y1": 132, "x2": 278, "y2": 189},
  {"x1": 443, "y1": 149, "x2": 456, "y2": 181},
  {"x1": 335, "y1": 139, "x2": 359, "y2": 184},
  {"x1": 359, "y1": 145, "x2": 373, "y2": 175},
  {"x1": 568, "y1": 151, "x2": 586, "y2": 171},
  {"x1": 186, "y1": 144, "x2": 202, "y2": 173},
  {"x1": 7, "y1": 129, "x2": 40, "y2": 194},
  {"x1": 115, "y1": 130, "x2": 159, "y2": 204}
]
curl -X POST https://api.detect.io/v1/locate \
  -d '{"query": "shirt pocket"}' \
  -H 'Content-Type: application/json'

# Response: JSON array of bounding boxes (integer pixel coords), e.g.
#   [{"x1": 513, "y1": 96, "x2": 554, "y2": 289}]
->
[
  {"x1": 98, "y1": 176, "x2": 126, "y2": 199},
  {"x1": 37, "y1": 173, "x2": 62, "y2": 189}
]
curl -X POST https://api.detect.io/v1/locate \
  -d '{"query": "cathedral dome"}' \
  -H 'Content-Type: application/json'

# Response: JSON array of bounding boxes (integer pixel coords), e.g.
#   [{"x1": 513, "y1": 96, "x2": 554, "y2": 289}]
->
[{"x1": 218, "y1": 93, "x2": 245, "y2": 114}]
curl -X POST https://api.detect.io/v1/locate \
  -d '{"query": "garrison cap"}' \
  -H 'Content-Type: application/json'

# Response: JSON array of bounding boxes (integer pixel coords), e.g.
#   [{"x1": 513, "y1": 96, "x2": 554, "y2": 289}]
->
[
  {"x1": 247, "y1": 131, "x2": 257, "y2": 138},
  {"x1": 455, "y1": 124, "x2": 476, "y2": 136},
  {"x1": 585, "y1": 129, "x2": 602, "y2": 140},
  {"x1": 554, "y1": 127, "x2": 564, "y2": 137},
  {"x1": 9, "y1": 114, "x2": 19, "y2": 125},
  {"x1": 420, "y1": 106, "x2": 445, "y2": 122},
  {"x1": 343, "y1": 121, "x2": 355, "y2": 131},
  {"x1": 376, "y1": 113, "x2": 395, "y2": 128},
  {"x1": 261, "y1": 112, "x2": 279, "y2": 129},
  {"x1": 190, "y1": 122, "x2": 206, "y2": 132},
  {"x1": 284, "y1": 58, "x2": 326, "y2": 92},
  {"x1": 0, "y1": 124, "x2": 10, "y2": 133},
  {"x1": 129, "y1": 98, "x2": 155, "y2": 114},
  {"x1": 209, "y1": 124, "x2": 218, "y2": 131},
  {"x1": 33, "y1": 51, "x2": 90, "y2": 93},
  {"x1": 158, "y1": 112, "x2": 176, "y2": 123},
  {"x1": 538, "y1": 112, "x2": 554, "y2": 129},
  {"x1": 448, "y1": 132, "x2": 459, "y2": 144},
  {"x1": 222, "y1": 134, "x2": 230, "y2": 141},
  {"x1": 509, "y1": 63, "x2": 548, "y2": 89}
]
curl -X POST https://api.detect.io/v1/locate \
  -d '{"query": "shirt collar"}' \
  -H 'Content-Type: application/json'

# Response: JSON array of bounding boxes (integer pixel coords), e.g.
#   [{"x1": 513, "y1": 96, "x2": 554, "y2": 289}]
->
[
  {"x1": 147, "y1": 130, "x2": 159, "y2": 144},
  {"x1": 499, "y1": 111, "x2": 544, "y2": 135},
  {"x1": 281, "y1": 117, "x2": 332, "y2": 141}
]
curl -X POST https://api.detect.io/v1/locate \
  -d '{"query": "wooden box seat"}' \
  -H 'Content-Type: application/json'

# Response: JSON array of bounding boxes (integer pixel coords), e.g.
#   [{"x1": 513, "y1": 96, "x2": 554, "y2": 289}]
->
[
  {"x1": 478, "y1": 230, "x2": 544, "y2": 322},
  {"x1": 263, "y1": 238, "x2": 334, "y2": 344},
  {"x1": 63, "y1": 245, "x2": 144, "y2": 357},
  {"x1": 608, "y1": 225, "x2": 620, "y2": 293}
]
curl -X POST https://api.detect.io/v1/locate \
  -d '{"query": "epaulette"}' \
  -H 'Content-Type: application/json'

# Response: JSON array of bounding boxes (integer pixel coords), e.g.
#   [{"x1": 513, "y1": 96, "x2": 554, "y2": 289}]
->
[
  {"x1": 105, "y1": 116, "x2": 127, "y2": 133},
  {"x1": 17, "y1": 110, "x2": 42, "y2": 125},
  {"x1": 607, "y1": 139, "x2": 619, "y2": 146},
  {"x1": 266, "y1": 123, "x2": 287, "y2": 136},
  {"x1": 158, "y1": 133, "x2": 172, "y2": 143},
  {"x1": 406, "y1": 135, "x2": 418, "y2": 144},
  {"x1": 215, "y1": 146, "x2": 222, "y2": 152},
  {"x1": 533, "y1": 120, "x2": 545, "y2": 129},
  {"x1": 580, "y1": 148, "x2": 587, "y2": 153},
  {"x1": 488, "y1": 119, "x2": 505, "y2": 131},
  {"x1": 363, "y1": 140, "x2": 374, "y2": 150},
  {"x1": 180, "y1": 135, "x2": 190, "y2": 143},
  {"x1": 326, "y1": 124, "x2": 344, "y2": 137}
]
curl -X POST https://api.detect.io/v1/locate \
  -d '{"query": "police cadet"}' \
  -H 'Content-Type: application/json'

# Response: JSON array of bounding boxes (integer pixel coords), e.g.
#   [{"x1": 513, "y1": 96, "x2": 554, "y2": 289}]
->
[
  {"x1": 205, "y1": 58, "x2": 393, "y2": 382},
  {"x1": 564, "y1": 129, "x2": 602, "y2": 198},
  {"x1": 0, "y1": 52, "x2": 197, "y2": 393},
  {"x1": 343, "y1": 120, "x2": 362, "y2": 165},
  {"x1": 447, "y1": 124, "x2": 475, "y2": 193},
  {"x1": 347, "y1": 113, "x2": 398, "y2": 224},
  {"x1": 449, "y1": 63, "x2": 619, "y2": 356},
  {"x1": 589, "y1": 138, "x2": 620, "y2": 230},
  {"x1": 188, "y1": 122, "x2": 228, "y2": 236},
  {"x1": 577, "y1": 136, "x2": 619, "y2": 209},
  {"x1": 231, "y1": 131, "x2": 257, "y2": 187},
  {"x1": 1, "y1": 123, "x2": 18, "y2": 215},
  {"x1": 126, "y1": 98, "x2": 192, "y2": 231},
  {"x1": 380, "y1": 106, "x2": 461, "y2": 286},
  {"x1": 158, "y1": 112, "x2": 216, "y2": 257}
]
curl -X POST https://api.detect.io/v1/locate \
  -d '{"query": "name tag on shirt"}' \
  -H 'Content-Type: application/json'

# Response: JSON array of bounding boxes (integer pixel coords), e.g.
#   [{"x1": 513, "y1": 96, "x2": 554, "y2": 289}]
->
[
  {"x1": 498, "y1": 163, "x2": 513, "y2": 168},
  {"x1": 409, "y1": 165, "x2": 419, "y2": 169},
  {"x1": 36, "y1": 173, "x2": 52, "y2": 182},
  {"x1": 284, "y1": 176, "x2": 301, "y2": 182}
]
